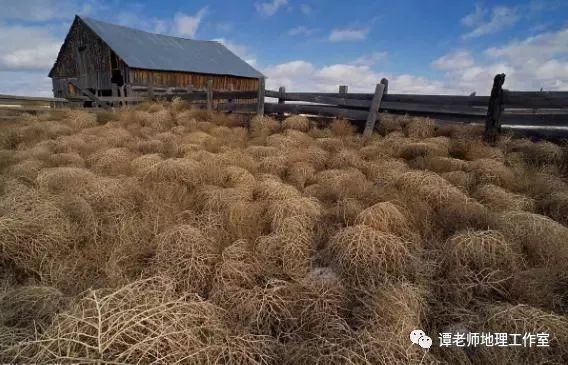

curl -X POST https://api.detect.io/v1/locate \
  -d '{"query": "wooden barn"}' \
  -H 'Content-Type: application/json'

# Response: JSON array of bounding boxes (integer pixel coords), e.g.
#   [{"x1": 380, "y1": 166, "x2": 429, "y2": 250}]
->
[{"x1": 49, "y1": 15, "x2": 264, "y2": 101}]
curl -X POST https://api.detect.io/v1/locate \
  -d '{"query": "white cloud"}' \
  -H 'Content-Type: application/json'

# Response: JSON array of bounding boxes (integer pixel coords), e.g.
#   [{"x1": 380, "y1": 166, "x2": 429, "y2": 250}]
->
[
  {"x1": 265, "y1": 60, "x2": 315, "y2": 78},
  {"x1": 433, "y1": 50, "x2": 475, "y2": 71},
  {"x1": 434, "y1": 27, "x2": 568, "y2": 93},
  {"x1": 214, "y1": 38, "x2": 258, "y2": 67},
  {"x1": 462, "y1": 5, "x2": 519, "y2": 39},
  {"x1": 0, "y1": 24, "x2": 62, "y2": 71},
  {"x1": 266, "y1": 26, "x2": 568, "y2": 95},
  {"x1": 300, "y1": 4, "x2": 312, "y2": 15},
  {"x1": 1, "y1": 45, "x2": 60, "y2": 71},
  {"x1": 485, "y1": 28, "x2": 568, "y2": 61},
  {"x1": 535, "y1": 59, "x2": 568, "y2": 79},
  {"x1": 264, "y1": 60, "x2": 316, "y2": 90},
  {"x1": 255, "y1": 0, "x2": 288, "y2": 16},
  {"x1": 352, "y1": 52, "x2": 388, "y2": 67},
  {"x1": 173, "y1": 8, "x2": 207, "y2": 38},
  {"x1": 0, "y1": 71, "x2": 53, "y2": 97},
  {"x1": 288, "y1": 26, "x2": 317, "y2": 36},
  {"x1": 264, "y1": 60, "x2": 460, "y2": 94},
  {"x1": 113, "y1": 8, "x2": 208, "y2": 38},
  {"x1": 461, "y1": 4, "x2": 485, "y2": 28},
  {"x1": 329, "y1": 27, "x2": 369, "y2": 42},
  {"x1": 0, "y1": 0, "x2": 94, "y2": 21}
]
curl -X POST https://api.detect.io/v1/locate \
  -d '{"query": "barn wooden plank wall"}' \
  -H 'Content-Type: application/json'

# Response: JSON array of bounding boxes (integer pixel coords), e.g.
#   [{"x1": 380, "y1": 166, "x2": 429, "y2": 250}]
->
[
  {"x1": 127, "y1": 70, "x2": 260, "y2": 107},
  {"x1": 50, "y1": 17, "x2": 118, "y2": 95},
  {"x1": 128, "y1": 69, "x2": 259, "y2": 90}
]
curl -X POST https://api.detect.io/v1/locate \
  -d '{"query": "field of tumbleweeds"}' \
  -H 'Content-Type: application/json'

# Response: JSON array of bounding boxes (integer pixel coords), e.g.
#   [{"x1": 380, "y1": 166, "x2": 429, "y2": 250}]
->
[{"x1": 0, "y1": 101, "x2": 567, "y2": 364}]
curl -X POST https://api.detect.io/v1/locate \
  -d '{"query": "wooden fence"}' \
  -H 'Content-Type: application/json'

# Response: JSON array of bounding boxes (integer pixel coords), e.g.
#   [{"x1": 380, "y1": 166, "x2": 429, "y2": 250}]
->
[
  {"x1": 1, "y1": 81, "x2": 263, "y2": 117},
  {"x1": 64, "y1": 80, "x2": 264, "y2": 114},
  {"x1": 0, "y1": 94, "x2": 68, "y2": 115},
  {"x1": 2, "y1": 74, "x2": 567, "y2": 140},
  {"x1": 263, "y1": 74, "x2": 568, "y2": 140}
]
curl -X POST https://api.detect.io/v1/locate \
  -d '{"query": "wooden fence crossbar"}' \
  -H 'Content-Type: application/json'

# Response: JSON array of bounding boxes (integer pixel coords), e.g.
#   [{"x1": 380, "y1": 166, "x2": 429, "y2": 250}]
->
[
  {"x1": 2, "y1": 74, "x2": 567, "y2": 140},
  {"x1": 263, "y1": 74, "x2": 568, "y2": 140}
]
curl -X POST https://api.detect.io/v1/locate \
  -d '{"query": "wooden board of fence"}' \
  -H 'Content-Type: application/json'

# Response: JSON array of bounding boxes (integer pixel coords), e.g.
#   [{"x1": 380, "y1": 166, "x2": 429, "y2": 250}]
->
[
  {"x1": 264, "y1": 76, "x2": 568, "y2": 140},
  {"x1": 2, "y1": 73, "x2": 567, "y2": 140},
  {"x1": 0, "y1": 94, "x2": 68, "y2": 114}
]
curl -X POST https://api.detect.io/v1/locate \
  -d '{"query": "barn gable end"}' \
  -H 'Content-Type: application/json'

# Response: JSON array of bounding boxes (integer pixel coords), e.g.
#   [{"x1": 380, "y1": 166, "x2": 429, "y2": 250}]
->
[{"x1": 50, "y1": 16, "x2": 120, "y2": 97}]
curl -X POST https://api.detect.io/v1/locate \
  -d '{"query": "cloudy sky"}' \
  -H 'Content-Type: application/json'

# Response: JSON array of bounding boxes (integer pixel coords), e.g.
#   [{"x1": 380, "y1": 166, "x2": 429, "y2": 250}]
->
[{"x1": 1, "y1": 0, "x2": 568, "y2": 96}]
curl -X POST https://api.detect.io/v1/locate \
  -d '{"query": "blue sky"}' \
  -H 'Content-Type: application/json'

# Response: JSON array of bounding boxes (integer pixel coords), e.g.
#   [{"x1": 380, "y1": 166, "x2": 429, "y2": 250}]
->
[{"x1": 1, "y1": 0, "x2": 568, "y2": 96}]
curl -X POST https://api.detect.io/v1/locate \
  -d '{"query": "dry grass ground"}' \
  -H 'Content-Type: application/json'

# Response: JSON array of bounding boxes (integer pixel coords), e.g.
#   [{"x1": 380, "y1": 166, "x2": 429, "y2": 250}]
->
[{"x1": 0, "y1": 107, "x2": 567, "y2": 364}]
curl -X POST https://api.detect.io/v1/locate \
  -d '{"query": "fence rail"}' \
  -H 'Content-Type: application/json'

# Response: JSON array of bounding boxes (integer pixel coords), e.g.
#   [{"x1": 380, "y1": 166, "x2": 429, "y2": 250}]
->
[
  {"x1": 0, "y1": 94, "x2": 68, "y2": 114},
  {"x1": 0, "y1": 86, "x2": 260, "y2": 116},
  {"x1": 65, "y1": 82, "x2": 263, "y2": 114},
  {"x1": 264, "y1": 74, "x2": 568, "y2": 140},
  {"x1": 2, "y1": 74, "x2": 568, "y2": 140}
]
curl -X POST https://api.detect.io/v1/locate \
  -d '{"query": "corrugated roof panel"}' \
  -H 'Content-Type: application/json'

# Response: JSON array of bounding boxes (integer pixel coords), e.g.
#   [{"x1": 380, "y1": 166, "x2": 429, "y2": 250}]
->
[{"x1": 80, "y1": 16, "x2": 264, "y2": 79}]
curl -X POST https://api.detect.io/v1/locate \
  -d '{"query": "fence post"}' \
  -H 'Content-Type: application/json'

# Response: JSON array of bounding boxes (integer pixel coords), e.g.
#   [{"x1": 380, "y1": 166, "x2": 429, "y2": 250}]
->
[
  {"x1": 278, "y1": 86, "x2": 286, "y2": 117},
  {"x1": 257, "y1": 77, "x2": 265, "y2": 116},
  {"x1": 484, "y1": 73, "x2": 506, "y2": 143},
  {"x1": 363, "y1": 83, "x2": 386, "y2": 137},
  {"x1": 379, "y1": 78, "x2": 389, "y2": 115},
  {"x1": 380, "y1": 78, "x2": 388, "y2": 96},
  {"x1": 206, "y1": 80, "x2": 213, "y2": 111},
  {"x1": 339, "y1": 85, "x2": 348, "y2": 95},
  {"x1": 185, "y1": 85, "x2": 193, "y2": 104},
  {"x1": 148, "y1": 85, "x2": 154, "y2": 101}
]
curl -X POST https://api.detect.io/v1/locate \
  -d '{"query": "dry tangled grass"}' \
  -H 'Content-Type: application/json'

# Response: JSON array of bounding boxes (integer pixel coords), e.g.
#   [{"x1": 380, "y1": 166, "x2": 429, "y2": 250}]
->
[
  {"x1": 326, "y1": 225, "x2": 414, "y2": 286},
  {"x1": 0, "y1": 104, "x2": 567, "y2": 364},
  {"x1": 473, "y1": 183, "x2": 535, "y2": 212}
]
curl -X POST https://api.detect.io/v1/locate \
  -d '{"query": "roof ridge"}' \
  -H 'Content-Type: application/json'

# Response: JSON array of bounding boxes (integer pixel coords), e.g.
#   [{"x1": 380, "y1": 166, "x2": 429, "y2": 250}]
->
[{"x1": 78, "y1": 15, "x2": 215, "y2": 43}]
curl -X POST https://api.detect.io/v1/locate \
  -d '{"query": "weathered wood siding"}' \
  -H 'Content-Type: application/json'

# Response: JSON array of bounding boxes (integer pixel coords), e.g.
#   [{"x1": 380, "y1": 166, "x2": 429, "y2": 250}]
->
[
  {"x1": 49, "y1": 16, "x2": 260, "y2": 99},
  {"x1": 128, "y1": 69, "x2": 259, "y2": 91},
  {"x1": 50, "y1": 17, "x2": 124, "y2": 96}
]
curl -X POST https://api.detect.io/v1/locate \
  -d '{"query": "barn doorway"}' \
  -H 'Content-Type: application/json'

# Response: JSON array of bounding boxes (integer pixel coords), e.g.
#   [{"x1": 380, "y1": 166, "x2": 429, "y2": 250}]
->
[{"x1": 110, "y1": 50, "x2": 125, "y2": 101}]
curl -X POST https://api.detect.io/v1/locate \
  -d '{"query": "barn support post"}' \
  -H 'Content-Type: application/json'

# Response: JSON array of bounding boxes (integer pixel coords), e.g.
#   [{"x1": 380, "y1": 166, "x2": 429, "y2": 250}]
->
[
  {"x1": 484, "y1": 73, "x2": 506, "y2": 143},
  {"x1": 278, "y1": 86, "x2": 286, "y2": 118},
  {"x1": 227, "y1": 84, "x2": 234, "y2": 113},
  {"x1": 124, "y1": 85, "x2": 131, "y2": 106},
  {"x1": 206, "y1": 79, "x2": 213, "y2": 111},
  {"x1": 119, "y1": 85, "x2": 125, "y2": 106},
  {"x1": 363, "y1": 82, "x2": 386, "y2": 137},
  {"x1": 111, "y1": 84, "x2": 118, "y2": 108},
  {"x1": 257, "y1": 77, "x2": 265, "y2": 116}
]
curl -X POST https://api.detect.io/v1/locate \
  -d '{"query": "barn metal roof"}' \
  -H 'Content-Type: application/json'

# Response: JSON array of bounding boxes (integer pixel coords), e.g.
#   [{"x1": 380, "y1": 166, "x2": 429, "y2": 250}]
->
[{"x1": 79, "y1": 16, "x2": 264, "y2": 79}]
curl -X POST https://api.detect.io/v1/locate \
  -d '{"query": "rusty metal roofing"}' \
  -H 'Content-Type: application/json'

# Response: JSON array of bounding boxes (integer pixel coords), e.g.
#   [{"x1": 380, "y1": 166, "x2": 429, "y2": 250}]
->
[{"x1": 79, "y1": 16, "x2": 264, "y2": 79}]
